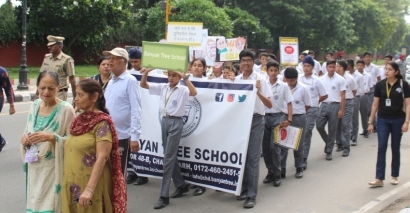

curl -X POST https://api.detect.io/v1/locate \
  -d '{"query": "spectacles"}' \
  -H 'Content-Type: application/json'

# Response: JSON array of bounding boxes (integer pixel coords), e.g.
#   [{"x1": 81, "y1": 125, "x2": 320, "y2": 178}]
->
[{"x1": 240, "y1": 59, "x2": 253, "y2": 63}]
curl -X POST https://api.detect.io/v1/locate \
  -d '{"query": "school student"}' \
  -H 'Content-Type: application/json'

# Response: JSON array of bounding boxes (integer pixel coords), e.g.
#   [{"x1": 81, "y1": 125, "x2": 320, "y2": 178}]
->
[
  {"x1": 231, "y1": 50, "x2": 272, "y2": 209},
  {"x1": 347, "y1": 59, "x2": 364, "y2": 146},
  {"x1": 356, "y1": 60, "x2": 373, "y2": 138},
  {"x1": 316, "y1": 60, "x2": 346, "y2": 161},
  {"x1": 320, "y1": 52, "x2": 334, "y2": 76},
  {"x1": 335, "y1": 60, "x2": 357, "y2": 157},
  {"x1": 262, "y1": 61, "x2": 293, "y2": 187},
  {"x1": 363, "y1": 51, "x2": 380, "y2": 128},
  {"x1": 299, "y1": 56, "x2": 328, "y2": 169},
  {"x1": 140, "y1": 68, "x2": 197, "y2": 210},
  {"x1": 278, "y1": 68, "x2": 311, "y2": 179}
]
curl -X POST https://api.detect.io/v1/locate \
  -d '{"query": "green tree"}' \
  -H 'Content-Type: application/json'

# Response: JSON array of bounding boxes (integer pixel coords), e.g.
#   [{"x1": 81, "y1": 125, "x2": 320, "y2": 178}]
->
[
  {"x1": 223, "y1": 7, "x2": 273, "y2": 49},
  {"x1": 0, "y1": 0, "x2": 20, "y2": 45},
  {"x1": 137, "y1": 0, "x2": 233, "y2": 42}
]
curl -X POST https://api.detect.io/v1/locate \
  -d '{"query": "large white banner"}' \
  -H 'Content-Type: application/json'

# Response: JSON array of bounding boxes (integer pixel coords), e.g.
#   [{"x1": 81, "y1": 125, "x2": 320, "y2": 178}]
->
[{"x1": 129, "y1": 75, "x2": 256, "y2": 195}]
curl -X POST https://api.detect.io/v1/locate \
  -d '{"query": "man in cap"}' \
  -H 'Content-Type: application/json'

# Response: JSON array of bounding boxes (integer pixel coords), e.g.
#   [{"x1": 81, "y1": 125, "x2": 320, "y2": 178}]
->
[
  {"x1": 103, "y1": 47, "x2": 142, "y2": 178},
  {"x1": 39, "y1": 35, "x2": 76, "y2": 101}
]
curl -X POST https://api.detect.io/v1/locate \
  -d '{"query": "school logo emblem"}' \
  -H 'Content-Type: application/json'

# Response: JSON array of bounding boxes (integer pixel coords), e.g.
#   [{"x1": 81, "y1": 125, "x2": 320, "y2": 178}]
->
[
  {"x1": 238, "y1": 95, "x2": 247, "y2": 102},
  {"x1": 310, "y1": 87, "x2": 315, "y2": 92},
  {"x1": 332, "y1": 86, "x2": 336, "y2": 90},
  {"x1": 227, "y1": 94, "x2": 235, "y2": 102},
  {"x1": 172, "y1": 100, "x2": 178, "y2": 106},
  {"x1": 274, "y1": 95, "x2": 279, "y2": 100},
  {"x1": 215, "y1": 93, "x2": 224, "y2": 102},
  {"x1": 396, "y1": 88, "x2": 402, "y2": 93},
  {"x1": 295, "y1": 101, "x2": 300, "y2": 105},
  {"x1": 182, "y1": 98, "x2": 202, "y2": 138}
]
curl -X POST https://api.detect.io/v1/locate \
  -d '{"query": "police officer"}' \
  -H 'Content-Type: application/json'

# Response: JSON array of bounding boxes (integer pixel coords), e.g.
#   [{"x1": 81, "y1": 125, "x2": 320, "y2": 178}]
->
[{"x1": 40, "y1": 35, "x2": 76, "y2": 102}]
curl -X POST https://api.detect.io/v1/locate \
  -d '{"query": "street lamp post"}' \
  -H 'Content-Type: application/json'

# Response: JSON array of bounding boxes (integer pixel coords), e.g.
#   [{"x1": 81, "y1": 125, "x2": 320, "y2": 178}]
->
[{"x1": 17, "y1": 0, "x2": 29, "y2": 91}]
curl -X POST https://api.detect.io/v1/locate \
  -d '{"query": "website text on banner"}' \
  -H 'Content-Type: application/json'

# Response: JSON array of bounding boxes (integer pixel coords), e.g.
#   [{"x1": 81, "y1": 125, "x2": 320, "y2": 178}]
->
[
  {"x1": 129, "y1": 76, "x2": 256, "y2": 195},
  {"x1": 167, "y1": 22, "x2": 203, "y2": 46},
  {"x1": 141, "y1": 41, "x2": 188, "y2": 72},
  {"x1": 279, "y1": 37, "x2": 299, "y2": 66}
]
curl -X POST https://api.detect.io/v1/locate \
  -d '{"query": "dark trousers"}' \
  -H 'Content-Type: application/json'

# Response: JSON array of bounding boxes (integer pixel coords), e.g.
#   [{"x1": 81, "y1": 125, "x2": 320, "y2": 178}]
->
[
  {"x1": 262, "y1": 113, "x2": 285, "y2": 177},
  {"x1": 375, "y1": 117, "x2": 405, "y2": 180},
  {"x1": 119, "y1": 138, "x2": 131, "y2": 178},
  {"x1": 280, "y1": 114, "x2": 307, "y2": 170}
]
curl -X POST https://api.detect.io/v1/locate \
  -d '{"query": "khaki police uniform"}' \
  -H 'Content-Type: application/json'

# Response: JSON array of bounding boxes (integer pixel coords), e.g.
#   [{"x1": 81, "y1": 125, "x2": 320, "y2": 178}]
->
[{"x1": 39, "y1": 36, "x2": 75, "y2": 101}]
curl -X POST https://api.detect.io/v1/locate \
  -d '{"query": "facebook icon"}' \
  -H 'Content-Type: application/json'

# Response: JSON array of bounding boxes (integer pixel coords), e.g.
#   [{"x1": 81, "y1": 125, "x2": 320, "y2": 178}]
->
[{"x1": 215, "y1": 93, "x2": 224, "y2": 102}]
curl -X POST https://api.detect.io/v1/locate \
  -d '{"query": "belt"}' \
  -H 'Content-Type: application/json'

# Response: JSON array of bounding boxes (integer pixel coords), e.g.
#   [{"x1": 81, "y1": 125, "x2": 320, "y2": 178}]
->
[
  {"x1": 253, "y1": 113, "x2": 263, "y2": 117},
  {"x1": 265, "y1": 112, "x2": 283, "y2": 116},
  {"x1": 346, "y1": 98, "x2": 353, "y2": 100},
  {"x1": 323, "y1": 102, "x2": 340, "y2": 104},
  {"x1": 59, "y1": 88, "x2": 68, "y2": 92},
  {"x1": 163, "y1": 115, "x2": 182, "y2": 119},
  {"x1": 293, "y1": 114, "x2": 305, "y2": 116}
]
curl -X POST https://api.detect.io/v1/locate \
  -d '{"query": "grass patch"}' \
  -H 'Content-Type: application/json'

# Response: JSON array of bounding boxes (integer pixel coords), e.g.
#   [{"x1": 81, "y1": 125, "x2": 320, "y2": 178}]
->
[{"x1": 5, "y1": 65, "x2": 99, "y2": 79}]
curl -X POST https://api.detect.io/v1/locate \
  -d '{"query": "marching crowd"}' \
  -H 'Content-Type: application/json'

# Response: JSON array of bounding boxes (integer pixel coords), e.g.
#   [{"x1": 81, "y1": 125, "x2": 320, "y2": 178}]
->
[{"x1": 0, "y1": 34, "x2": 410, "y2": 212}]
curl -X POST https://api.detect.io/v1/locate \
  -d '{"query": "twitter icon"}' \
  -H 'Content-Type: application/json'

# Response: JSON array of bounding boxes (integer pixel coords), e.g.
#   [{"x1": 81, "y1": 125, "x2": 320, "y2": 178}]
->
[{"x1": 238, "y1": 95, "x2": 247, "y2": 102}]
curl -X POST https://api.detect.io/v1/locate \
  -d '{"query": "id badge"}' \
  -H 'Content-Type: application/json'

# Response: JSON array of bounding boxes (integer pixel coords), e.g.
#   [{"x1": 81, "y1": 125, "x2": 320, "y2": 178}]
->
[
  {"x1": 161, "y1": 108, "x2": 166, "y2": 117},
  {"x1": 25, "y1": 145, "x2": 39, "y2": 163},
  {"x1": 386, "y1": 99, "x2": 391, "y2": 107}
]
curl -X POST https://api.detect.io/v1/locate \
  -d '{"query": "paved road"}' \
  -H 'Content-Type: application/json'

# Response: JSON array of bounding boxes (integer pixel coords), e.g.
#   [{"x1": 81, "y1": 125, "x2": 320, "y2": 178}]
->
[{"x1": 1, "y1": 100, "x2": 410, "y2": 213}]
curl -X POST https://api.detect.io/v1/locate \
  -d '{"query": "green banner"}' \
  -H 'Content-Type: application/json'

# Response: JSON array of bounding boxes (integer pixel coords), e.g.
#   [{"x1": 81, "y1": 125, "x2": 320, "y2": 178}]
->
[{"x1": 141, "y1": 41, "x2": 189, "y2": 72}]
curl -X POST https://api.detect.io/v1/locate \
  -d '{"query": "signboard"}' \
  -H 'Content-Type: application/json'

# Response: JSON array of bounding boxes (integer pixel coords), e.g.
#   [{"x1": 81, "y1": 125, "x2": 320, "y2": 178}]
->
[
  {"x1": 128, "y1": 75, "x2": 256, "y2": 195},
  {"x1": 189, "y1": 29, "x2": 208, "y2": 61},
  {"x1": 202, "y1": 36, "x2": 224, "y2": 66},
  {"x1": 167, "y1": 22, "x2": 203, "y2": 46},
  {"x1": 215, "y1": 37, "x2": 246, "y2": 62},
  {"x1": 141, "y1": 41, "x2": 188, "y2": 72},
  {"x1": 273, "y1": 125, "x2": 303, "y2": 150},
  {"x1": 279, "y1": 37, "x2": 299, "y2": 66}
]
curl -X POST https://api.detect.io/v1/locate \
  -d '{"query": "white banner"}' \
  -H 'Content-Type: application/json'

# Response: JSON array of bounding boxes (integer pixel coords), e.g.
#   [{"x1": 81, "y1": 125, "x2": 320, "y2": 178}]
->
[
  {"x1": 279, "y1": 37, "x2": 299, "y2": 66},
  {"x1": 129, "y1": 75, "x2": 256, "y2": 195}
]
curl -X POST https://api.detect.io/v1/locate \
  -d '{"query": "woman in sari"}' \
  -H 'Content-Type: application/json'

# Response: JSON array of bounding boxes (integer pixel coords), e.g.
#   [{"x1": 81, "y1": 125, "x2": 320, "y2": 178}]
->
[
  {"x1": 61, "y1": 79, "x2": 127, "y2": 213},
  {"x1": 20, "y1": 71, "x2": 76, "y2": 213}
]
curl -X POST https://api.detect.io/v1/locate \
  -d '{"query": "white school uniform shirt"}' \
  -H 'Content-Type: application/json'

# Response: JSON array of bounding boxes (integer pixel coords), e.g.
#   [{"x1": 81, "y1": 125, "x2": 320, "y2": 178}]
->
[
  {"x1": 359, "y1": 71, "x2": 372, "y2": 94},
  {"x1": 364, "y1": 63, "x2": 380, "y2": 86},
  {"x1": 283, "y1": 83, "x2": 311, "y2": 115},
  {"x1": 299, "y1": 74, "x2": 327, "y2": 107},
  {"x1": 148, "y1": 82, "x2": 191, "y2": 117},
  {"x1": 321, "y1": 62, "x2": 328, "y2": 75},
  {"x1": 350, "y1": 70, "x2": 364, "y2": 96},
  {"x1": 379, "y1": 66, "x2": 386, "y2": 80},
  {"x1": 254, "y1": 65, "x2": 268, "y2": 79},
  {"x1": 313, "y1": 59, "x2": 321, "y2": 75},
  {"x1": 236, "y1": 71, "x2": 271, "y2": 115},
  {"x1": 343, "y1": 72, "x2": 357, "y2": 99},
  {"x1": 265, "y1": 80, "x2": 293, "y2": 113},
  {"x1": 320, "y1": 73, "x2": 346, "y2": 103}
]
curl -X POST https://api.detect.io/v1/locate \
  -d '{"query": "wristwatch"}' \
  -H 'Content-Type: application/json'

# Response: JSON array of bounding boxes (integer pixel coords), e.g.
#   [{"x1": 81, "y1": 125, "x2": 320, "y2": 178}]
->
[
  {"x1": 183, "y1": 75, "x2": 190, "y2": 80},
  {"x1": 287, "y1": 119, "x2": 292, "y2": 123}
]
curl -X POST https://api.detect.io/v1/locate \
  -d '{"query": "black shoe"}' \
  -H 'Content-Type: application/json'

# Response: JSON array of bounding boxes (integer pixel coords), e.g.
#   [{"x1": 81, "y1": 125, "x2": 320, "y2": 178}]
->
[
  {"x1": 261, "y1": 152, "x2": 263, "y2": 157},
  {"x1": 170, "y1": 184, "x2": 190, "y2": 198},
  {"x1": 281, "y1": 172, "x2": 286, "y2": 179},
  {"x1": 273, "y1": 176, "x2": 281, "y2": 187},
  {"x1": 153, "y1": 197, "x2": 169, "y2": 209},
  {"x1": 190, "y1": 185, "x2": 197, "y2": 189},
  {"x1": 295, "y1": 168, "x2": 303, "y2": 179},
  {"x1": 342, "y1": 150, "x2": 349, "y2": 157},
  {"x1": 236, "y1": 190, "x2": 247, "y2": 201},
  {"x1": 262, "y1": 173, "x2": 274, "y2": 184},
  {"x1": 134, "y1": 177, "x2": 149, "y2": 185},
  {"x1": 326, "y1": 153, "x2": 332, "y2": 161},
  {"x1": 0, "y1": 140, "x2": 6, "y2": 152},
  {"x1": 364, "y1": 134, "x2": 369, "y2": 138},
  {"x1": 336, "y1": 146, "x2": 343, "y2": 152},
  {"x1": 302, "y1": 158, "x2": 307, "y2": 170},
  {"x1": 126, "y1": 173, "x2": 138, "y2": 184},
  {"x1": 243, "y1": 197, "x2": 256, "y2": 208},
  {"x1": 193, "y1": 186, "x2": 206, "y2": 196},
  {"x1": 351, "y1": 140, "x2": 357, "y2": 146}
]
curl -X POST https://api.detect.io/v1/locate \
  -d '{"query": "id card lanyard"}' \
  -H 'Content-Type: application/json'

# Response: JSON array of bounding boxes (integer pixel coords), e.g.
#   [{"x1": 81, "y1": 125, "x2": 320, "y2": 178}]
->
[
  {"x1": 163, "y1": 87, "x2": 177, "y2": 116},
  {"x1": 385, "y1": 79, "x2": 397, "y2": 107}
]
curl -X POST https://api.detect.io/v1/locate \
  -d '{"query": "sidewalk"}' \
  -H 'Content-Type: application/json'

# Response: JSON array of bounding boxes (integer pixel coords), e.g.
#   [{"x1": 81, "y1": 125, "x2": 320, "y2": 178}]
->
[{"x1": 7, "y1": 78, "x2": 75, "y2": 103}]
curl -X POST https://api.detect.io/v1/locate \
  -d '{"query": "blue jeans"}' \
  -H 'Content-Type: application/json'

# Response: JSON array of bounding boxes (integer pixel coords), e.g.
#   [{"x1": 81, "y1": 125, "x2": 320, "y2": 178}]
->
[{"x1": 376, "y1": 117, "x2": 405, "y2": 180}]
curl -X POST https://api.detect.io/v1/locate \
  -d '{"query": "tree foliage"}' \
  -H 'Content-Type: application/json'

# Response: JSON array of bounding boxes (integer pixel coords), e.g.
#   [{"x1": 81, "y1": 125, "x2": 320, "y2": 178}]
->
[{"x1": 0, "y1": 0, "x2": 19, "y2": 45}]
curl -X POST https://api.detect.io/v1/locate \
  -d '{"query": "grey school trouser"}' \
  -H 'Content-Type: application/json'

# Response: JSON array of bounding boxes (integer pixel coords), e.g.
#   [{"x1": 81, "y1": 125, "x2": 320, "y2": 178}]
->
[
  {"x1": 262, "y1": 113, "x2": 285, "y2": 177},
  {"x1": 302, "y1": 107, "x2": 319, "y2": 159},
  {"x1": 242, "y1": 114, "x2": 265, "y2": 199},
  {"x1": 160, "y1": 117, "x2": 186, "y2": 198},
  {"x1": 336, "y1": 99, "x2": 354, "y2": 151},
  {"x1": 280, "y1": 114, "x2": 307, "y2": 170},
  {"x1": 351, "y1": 96, "x2": 361, "y2": 142},
  {"x1": 316, "y1": 102, "x2": 340, "y2": 154},
  {"x1": 360, "y1": 93, "x2": 370, "y2": 133}
]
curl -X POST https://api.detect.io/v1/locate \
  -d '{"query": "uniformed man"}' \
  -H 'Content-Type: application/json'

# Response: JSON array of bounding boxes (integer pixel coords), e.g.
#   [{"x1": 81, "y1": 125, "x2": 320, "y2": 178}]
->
[{"x1": 39, "y1": 35, "x2": 76, "y2": 102}]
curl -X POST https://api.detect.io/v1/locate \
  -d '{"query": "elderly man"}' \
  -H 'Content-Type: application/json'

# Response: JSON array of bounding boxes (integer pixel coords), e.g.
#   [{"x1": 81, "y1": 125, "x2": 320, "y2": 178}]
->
[
  {"x1": 39, "y1": 35, "x2": 76, "y2": 101},
  {"x1": 103, "y1": 47, "x2": 142, "y2": 178}
]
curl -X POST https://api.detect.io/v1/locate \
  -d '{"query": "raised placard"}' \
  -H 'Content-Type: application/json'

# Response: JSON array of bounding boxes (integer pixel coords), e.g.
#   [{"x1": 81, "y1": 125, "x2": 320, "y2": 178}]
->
[{"x1": 141, "y1": 41, "x2": 188, "y2": 72}]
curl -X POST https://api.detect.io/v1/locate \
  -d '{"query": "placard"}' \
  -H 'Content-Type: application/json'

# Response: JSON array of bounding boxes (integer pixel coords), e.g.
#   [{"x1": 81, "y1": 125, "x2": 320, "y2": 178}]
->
[
  {"x1": 279, "y1": 37, "x2": 299, "y2": 66},
  {"x1": 141, "y1": 41, "x2": 188, "y2": 72},
  {"x1": 216, "y1": 37, "x2": 246, "y2": 62},
  {"x1": 167, "y1": 22, "x2": 203, "y2": 46},
  {"x1": 202, "y1": 36, "x2": 224, "y2": 66},
  {"x1": 189, "y1": 29, "x2": 208, "y2": 61},
  {"x1": 273, "y1": 125, "x2": 303, "y2": 150}
]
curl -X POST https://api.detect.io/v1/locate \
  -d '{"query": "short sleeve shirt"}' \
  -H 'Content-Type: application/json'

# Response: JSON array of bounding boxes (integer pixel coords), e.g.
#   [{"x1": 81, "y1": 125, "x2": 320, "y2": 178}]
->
[
  {"x1": 343, "y1": 72, "x2": 357, "y2": 99},
  {"x1": 299, "y1": 75, "x2": 327, "y2": 107},
  {"x1": 148, "y1": 82, "x2": 190, "y2": 117},
  {"x1": 40, "y1": 52, "x2": 75, "y2": 89},
  {"x1": 283, "y1": 83, "x2": 311, "y2": 115},
  {"x1": 374, "y1": 79, "x2": 410, "y2": 119},
  {"x1": 265, "y1": 80, "x2": 293, "y2": 113},
  {"x1": 365, "y1": 63, "x2": 380, "y2": 86},
  {"x1": 320, "y1": 73, "x2": 346, "y2": 103},
  {"x1": 236, "y1": 72, "x2": 271, "y2": 115},
  {"x1": 351, "y1": 71, "x2": 364, "y2": 96}
]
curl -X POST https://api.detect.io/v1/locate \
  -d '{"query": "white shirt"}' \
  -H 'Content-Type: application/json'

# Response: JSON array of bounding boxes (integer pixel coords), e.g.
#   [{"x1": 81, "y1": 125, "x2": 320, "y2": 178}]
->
[
  {"x1": 350, "y1": 70, "x2": 364, "y2": 96},
  {"x1": 365, "y1": 63, "x2": 380, "y2": 85},
  {"x1": 321, "y1": 62, "x2": 328, "y2": 75},
  {"x1": 283, "y1": 83, "x2": 311, "y2": 115},
  {"x1": 313, "y1": 59, "x2": 321, "y2": 75},
  {"x1": 254, "y1": 65, "x2": 268, "y2": 79},
  {"x1": 148, "y1": 82, "x2": 191, "y2": 117},
  {"x1": 299, "y1": 74, "x2": 327, "y2": 107},
  {"x1": 358, "y1": 71, "x2": 372, "y2": 94},
  {"x1": 236, "y1": 72, "x2": 271, "y2": 115},
  {"x1": 379, "y1": 66, "x2": 386, "y2": 80},
  {"x1": 320, "y1": 73, "x2": 346, "y2": 103},
  {"x1": 265, "y1": 80, "x2": 293, "y2": 113},
  {"x1": 105, "y1": 71, "x2": 142, "y2": 140},
  {"x1": 343, "y1": 72, "x2": 357, "y2": 99}
]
